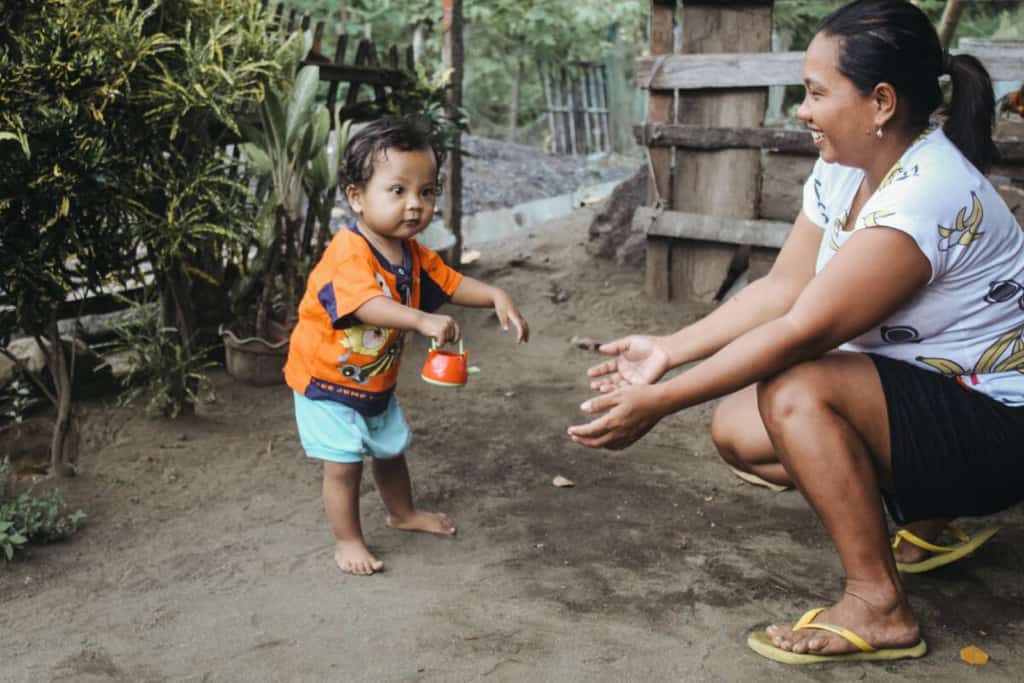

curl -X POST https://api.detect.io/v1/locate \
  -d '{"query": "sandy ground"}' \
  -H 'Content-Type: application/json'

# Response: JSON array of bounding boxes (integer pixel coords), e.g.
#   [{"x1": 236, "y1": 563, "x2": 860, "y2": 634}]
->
[{"x1": 3, "y1": 207, "x2": 1024, "y2": 682}]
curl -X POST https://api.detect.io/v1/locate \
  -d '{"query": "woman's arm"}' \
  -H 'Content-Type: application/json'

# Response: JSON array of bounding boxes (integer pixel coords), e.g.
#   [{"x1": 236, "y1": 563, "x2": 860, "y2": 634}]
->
[
  {"x1": 659, "y1": 210, "x2": 824, "y2": 367},
  {"x1": 570, "y1": 226, "x2": 931, "y2": 449},
  {"x1": 588, "y1": 211, "x2": 824, "y2": 390}
]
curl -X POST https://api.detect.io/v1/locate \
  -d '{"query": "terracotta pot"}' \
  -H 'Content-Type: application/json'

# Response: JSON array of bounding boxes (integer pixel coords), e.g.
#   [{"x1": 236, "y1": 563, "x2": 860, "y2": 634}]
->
[{"x1": 220, "y1": 325, "x2": 288, "y2": 386}]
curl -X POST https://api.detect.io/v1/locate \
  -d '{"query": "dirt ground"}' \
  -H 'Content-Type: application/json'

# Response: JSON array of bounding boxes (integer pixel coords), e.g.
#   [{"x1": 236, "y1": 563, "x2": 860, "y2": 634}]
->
[{"x1": 3, "y1": 206, "x2": 1024, "y2": 683}]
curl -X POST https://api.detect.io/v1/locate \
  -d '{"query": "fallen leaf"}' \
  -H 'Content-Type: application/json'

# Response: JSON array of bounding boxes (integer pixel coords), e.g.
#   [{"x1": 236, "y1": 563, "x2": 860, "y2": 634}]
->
[
  {"x1": 460, "y1": 249, "x2": 481, "y2": 265},
  {"x1": 569, "y1": 336, "x2": 600, "y2": 351},
  {"x1": 552, "y1": 475, "x2": 575, "y2": 488},
  {"x1": 960, "y1": 645, "x2": 989, "y2": 665}
]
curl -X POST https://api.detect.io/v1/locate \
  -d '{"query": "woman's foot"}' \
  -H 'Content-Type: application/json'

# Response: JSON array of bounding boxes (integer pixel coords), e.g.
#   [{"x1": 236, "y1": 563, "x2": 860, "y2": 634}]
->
[
  {"x1": 766, "y1": 590, "x2": 920, "y2": 655},
  {"x1": 892, "y1": 518, "x2": 952, "y2": 564},
  {"x1": 386, "y1": 510, "x2": 456, "y2": 536},
  {"x1": 335, "y1": 540, "x2": 384, "y2": 576}
]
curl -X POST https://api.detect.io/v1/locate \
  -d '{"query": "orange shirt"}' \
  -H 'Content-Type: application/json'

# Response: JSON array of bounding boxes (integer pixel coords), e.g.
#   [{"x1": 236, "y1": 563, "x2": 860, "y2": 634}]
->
[{"x1": 285, "y1": 227, "x2": 462, "y2": 415}]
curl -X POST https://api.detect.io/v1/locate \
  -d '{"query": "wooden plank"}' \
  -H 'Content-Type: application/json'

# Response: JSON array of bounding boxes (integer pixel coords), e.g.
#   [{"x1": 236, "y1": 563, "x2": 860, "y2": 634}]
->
[
  {"x1": 760, "y1": 152, "x2": 815, "y2": 222},
  {"x1": 635, "y1": 123, "x2": 1024, "y2": 162},
  {"x1": 668, "y1": 2, "x2": 772, "y2": 303},
  {"x1": 324, "y1": 34, "x2": 349, "y2": 121},
  {"x1": 637, "y1": 47, "x2": 1024, "y2": 90},
  {"x1": 305, "y1": 62, "x2": 409, "y2": 88},
  {"x1": 637, "y1": 208, "x2": 790, "y2": 248},
  {"x1": 644, "y1": 0, "x2": 675, "y2": 301},
  {"x1": 637, "y1": 122, "x2": 814, "y2": 153}
]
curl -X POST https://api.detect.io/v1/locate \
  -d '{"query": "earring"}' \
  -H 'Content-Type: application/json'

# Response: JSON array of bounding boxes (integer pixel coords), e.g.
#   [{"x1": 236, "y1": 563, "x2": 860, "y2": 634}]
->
[{"x1": 876, "y1": 127, "x2": 884, "y2": 139}]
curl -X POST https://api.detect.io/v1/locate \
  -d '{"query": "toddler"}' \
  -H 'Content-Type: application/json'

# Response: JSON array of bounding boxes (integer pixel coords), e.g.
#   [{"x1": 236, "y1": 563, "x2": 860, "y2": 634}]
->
[{"x1": 285, "y1": 116, "x2": 528, "y2": 575}]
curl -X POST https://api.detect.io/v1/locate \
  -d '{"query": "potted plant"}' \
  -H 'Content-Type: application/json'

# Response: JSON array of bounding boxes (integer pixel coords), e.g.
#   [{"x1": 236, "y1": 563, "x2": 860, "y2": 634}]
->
[{"x1": 223, "y1": 37, "x2": 352, "y2": 386}]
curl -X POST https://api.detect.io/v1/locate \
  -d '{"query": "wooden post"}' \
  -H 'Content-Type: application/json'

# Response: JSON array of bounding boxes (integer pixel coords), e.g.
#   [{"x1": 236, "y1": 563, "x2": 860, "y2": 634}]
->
[
  {"x1": 668, "y1": 0, "x2": 773, "y2": 302},
  {"x1": 508, "y1": 58, "x2": 523, "y2": 143},
  {"x1": 442, "y1": 0, "x2": 464, "y2": 266},
  {"x1": 644, "y1": 0, "x2": 675, "y2": 300}
]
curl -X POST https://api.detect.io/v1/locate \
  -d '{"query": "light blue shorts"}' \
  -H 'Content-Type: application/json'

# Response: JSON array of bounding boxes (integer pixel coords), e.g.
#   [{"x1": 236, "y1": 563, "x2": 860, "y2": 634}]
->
[{"x1": 294, "y1": 392, "x2": 412, "y2": 464}]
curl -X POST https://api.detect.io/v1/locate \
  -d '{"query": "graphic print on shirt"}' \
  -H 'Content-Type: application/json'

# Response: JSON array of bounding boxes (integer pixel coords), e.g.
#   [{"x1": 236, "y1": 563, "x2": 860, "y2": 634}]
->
[
  {"x1": 828, "y1": 211, "x2": 848, "y2": 251},
  {"x1": 938, "y1": 192, "x2": 984, "y2": 251},
  {"x1": 878, "y1": 162, "x2": 919, "y2": 191},
  {"x1": 859, "y1": 209, "x2": 896, "y2": 229},
  {"x1": 917, "y1": 325, "x2": 1024, "y2": 381},
  {"x1": 881, "y1": 325, "x2": 921, "y2": 344},
  {"x1": 335, "y1": 271, "x2": 403, "y2": 384}
]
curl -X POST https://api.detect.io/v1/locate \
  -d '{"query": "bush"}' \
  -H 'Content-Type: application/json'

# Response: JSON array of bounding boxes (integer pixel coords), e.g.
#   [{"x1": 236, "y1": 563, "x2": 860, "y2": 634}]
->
[{"x1": 0, "y1": 457, "x2": 84, "y2": 561}]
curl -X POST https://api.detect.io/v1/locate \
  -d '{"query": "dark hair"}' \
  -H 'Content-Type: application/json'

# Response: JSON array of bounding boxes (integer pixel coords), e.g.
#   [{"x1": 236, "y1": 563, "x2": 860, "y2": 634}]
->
[
  {"x1": 817, "y1": 0, "x2": 997, "y2": 171},
  {"x1": 341, "y1": 115, "x2": 447, "y2": 188}
]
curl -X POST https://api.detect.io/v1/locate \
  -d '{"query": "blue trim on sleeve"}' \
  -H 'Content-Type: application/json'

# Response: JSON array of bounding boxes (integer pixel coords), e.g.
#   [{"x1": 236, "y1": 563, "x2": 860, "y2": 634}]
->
[
  {"x1": 419, "y1": 271, "x2": 450, "y2": 313},
  {"x1": 317, "y1": 282, "x2": 339, "y2": 321}
]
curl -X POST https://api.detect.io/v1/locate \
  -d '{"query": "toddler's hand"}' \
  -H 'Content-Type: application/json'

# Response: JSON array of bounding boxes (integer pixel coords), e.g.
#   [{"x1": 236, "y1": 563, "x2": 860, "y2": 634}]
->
[
  {"x1": 417, "y1": 313, "x2": 461, "y2": 345},
  {"x1": 494, "y1": 290, "x2": 529, "y2": 343}
]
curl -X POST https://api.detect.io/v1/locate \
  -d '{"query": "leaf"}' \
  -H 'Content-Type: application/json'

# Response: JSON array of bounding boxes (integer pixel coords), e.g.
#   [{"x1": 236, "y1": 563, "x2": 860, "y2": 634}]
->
[
  {"x1": 239, "y1": 143, "x2": 272, "y2": 175},
  {"x1": 976, "y1": 327, "x2": 1020, "y2": 373},
  {"x1": 960, "y1": 645, "x2": 989, "y2": 665},
  {"x1": 286, "y1": 66, "x2": 320, "y2": 146},
  {"x1": 916, "y1": 357, "x2": 967, "y2": 376},
  {"x1": 552, "y1": 475, "x2": 575, "y2": 488}
]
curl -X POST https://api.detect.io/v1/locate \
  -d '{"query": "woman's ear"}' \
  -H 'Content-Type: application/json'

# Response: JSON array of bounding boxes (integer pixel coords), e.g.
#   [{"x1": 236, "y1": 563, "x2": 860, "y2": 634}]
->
[
  {"x1": 873, "y1": 82, "x2": 898, "y2": 128},
  {"x1": 345, "y1": 184, "x2": 362, "y2": 214}
]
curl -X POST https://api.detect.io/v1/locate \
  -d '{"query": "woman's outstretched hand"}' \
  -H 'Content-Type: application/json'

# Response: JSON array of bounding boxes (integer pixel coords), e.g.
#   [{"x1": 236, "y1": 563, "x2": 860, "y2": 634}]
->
[
  {"x1": 567, "y1": 384, "x2": 665, "y2": 450},
  {"x1": 587, "y1": 336, "x2": 670, "y2": 392}
]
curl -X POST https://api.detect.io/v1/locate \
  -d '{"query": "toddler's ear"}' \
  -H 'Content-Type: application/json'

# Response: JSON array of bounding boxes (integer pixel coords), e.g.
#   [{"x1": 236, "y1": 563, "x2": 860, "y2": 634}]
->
[{"x1": 345, "y1": 184, "x2": 363, "y2": 214}]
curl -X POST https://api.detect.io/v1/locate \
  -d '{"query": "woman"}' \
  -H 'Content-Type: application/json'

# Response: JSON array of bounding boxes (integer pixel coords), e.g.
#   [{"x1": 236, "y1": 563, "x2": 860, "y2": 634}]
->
[{"x1": 568, "y1": 0, "x2": 1024, "y2": 664}]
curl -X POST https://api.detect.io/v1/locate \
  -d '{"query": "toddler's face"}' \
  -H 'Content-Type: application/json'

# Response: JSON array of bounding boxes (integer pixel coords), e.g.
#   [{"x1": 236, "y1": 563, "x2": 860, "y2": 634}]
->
[{"x1": 348, "y1": 147, "x2": 438, "y2": 243}]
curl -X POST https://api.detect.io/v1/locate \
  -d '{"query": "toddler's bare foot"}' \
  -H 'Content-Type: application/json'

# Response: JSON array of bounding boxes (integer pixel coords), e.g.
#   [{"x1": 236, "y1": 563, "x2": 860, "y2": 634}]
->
[
  {"x1": 386, "y1": 510, "x2": 456, "y2": 536},
  {"x1": 335, "y1": 541, "x2": 384, "y2": 576}
]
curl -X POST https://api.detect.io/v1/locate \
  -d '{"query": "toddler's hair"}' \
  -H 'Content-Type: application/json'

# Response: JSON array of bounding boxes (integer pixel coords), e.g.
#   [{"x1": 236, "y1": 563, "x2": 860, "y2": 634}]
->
[{"x1": 341, "y1": 115, "x2": 446, "y2": 189}]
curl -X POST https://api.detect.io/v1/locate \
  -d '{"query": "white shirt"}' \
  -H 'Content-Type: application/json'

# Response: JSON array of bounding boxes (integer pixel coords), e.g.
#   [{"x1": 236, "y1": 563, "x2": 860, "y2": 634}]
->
[{"x1": 803, "y1": 126, "x2": 1024, "y2": 405}]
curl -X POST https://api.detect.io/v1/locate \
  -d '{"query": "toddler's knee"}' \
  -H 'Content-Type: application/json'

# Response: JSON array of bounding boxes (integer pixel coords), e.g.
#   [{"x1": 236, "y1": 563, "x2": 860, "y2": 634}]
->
[{"x1": 323, "y1": 460, "x2": 361, "y2": 485}]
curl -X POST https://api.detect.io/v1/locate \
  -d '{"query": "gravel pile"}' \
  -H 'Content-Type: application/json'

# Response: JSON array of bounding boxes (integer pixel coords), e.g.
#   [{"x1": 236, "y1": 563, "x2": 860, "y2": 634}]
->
[{"x1": 455, "y1": 135, "x2": 637, "y2": 215}]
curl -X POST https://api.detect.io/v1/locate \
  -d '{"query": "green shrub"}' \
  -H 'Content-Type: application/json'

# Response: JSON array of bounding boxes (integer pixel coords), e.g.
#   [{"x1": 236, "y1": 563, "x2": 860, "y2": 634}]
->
[
  {"x1": 0, "y1": 457, "x2": 85, "y2": 561},
  {"x1": 110, "y1": 303, "x2": 216, "y2": 418}
]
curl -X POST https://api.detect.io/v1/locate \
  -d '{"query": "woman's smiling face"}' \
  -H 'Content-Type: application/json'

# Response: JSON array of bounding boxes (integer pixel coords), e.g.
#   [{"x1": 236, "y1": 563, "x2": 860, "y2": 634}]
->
[{"x1": 798, "y1": 33, "x2": 879, "y2": 167}]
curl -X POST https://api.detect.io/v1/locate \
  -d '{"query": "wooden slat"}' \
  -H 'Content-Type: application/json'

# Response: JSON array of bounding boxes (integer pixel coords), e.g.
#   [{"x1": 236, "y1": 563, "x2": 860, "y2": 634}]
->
[
  {"x1": 637, "y1": 207, "x2": 791, "y2": 249},
  {"x1": 637, "y1": 47, "x2": 1024, "y2": 90},
  {"x1": 306, "y1": 62, "x2": 409, "y2": 89},
  {"x1": 636, "y1": 122, "x2": 815, "y2": 153},
  {"x1": 634, "y1": 123, "x2": 1024, "y2": 162}
]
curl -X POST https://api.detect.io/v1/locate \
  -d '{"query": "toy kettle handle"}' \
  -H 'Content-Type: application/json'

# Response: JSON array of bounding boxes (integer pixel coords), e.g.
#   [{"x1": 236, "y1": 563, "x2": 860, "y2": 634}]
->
[{"x1": 431, "y1": 338, "x2": 464, "y2": 354}]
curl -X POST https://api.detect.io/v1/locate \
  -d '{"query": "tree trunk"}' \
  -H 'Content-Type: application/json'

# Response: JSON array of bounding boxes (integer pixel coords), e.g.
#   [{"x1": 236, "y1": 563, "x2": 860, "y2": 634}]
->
[
  {"x1": 43, "y1": 313, "x2": 75, "y2": 476},
  {"x1": 937, "y1": 0, "x2": 965, "y2": 50},
  {"x1": 442, "y1": 0, "x2": 464, "y2": 266},
  {"x1": 507, "y1": 58, "x2": 523, "y2": 143}
]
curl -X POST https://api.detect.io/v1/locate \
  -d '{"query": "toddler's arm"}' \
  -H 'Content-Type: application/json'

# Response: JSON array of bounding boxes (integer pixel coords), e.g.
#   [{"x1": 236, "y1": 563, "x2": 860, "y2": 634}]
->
[
  {"x1": 451, "y1": 277, "x2": 529, "y2": 343},
  {"x1": 354, "y1": 296, "x2": 460, "y2": 345}
]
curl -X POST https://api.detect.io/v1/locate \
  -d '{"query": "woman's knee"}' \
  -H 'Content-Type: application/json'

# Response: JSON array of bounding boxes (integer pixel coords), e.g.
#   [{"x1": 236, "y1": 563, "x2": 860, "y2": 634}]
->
[{"x1": 756, "y1": 363, "x2": 830, "y2": 435}]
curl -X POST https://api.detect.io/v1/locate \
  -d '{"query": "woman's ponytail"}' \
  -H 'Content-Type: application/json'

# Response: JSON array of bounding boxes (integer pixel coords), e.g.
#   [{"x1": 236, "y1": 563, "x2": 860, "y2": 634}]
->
[{"x1": 943, "y1": 53, "x2": 998, "y2": 173}]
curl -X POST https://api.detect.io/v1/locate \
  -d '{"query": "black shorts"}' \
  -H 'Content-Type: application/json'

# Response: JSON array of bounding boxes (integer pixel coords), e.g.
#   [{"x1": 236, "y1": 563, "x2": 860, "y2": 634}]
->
[{"x1": 870, "y1": 353, "x2": 1024, "y2": 525}]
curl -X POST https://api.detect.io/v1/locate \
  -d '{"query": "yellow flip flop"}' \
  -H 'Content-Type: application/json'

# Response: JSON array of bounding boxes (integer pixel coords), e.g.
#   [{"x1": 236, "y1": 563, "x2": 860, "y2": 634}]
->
[
  {"x1": 747, "y1": 608, "x2": 928, "y2": 664},
  {"x1": 729, "y1": 466, "x2": 791, "y2": 492},
  {"x1": 892, "y1": 526, "x2": 1000, "y2": 574}
]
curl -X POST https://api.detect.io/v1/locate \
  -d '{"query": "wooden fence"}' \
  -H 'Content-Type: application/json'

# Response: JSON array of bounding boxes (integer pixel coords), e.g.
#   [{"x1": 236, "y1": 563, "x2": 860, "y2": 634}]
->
[
  {"x1": 638, "y1": 0, "x2": 1024, "y2": 303},
  {"x1": 542, "y1": 63, "x2": 612, "y2": 155}
]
